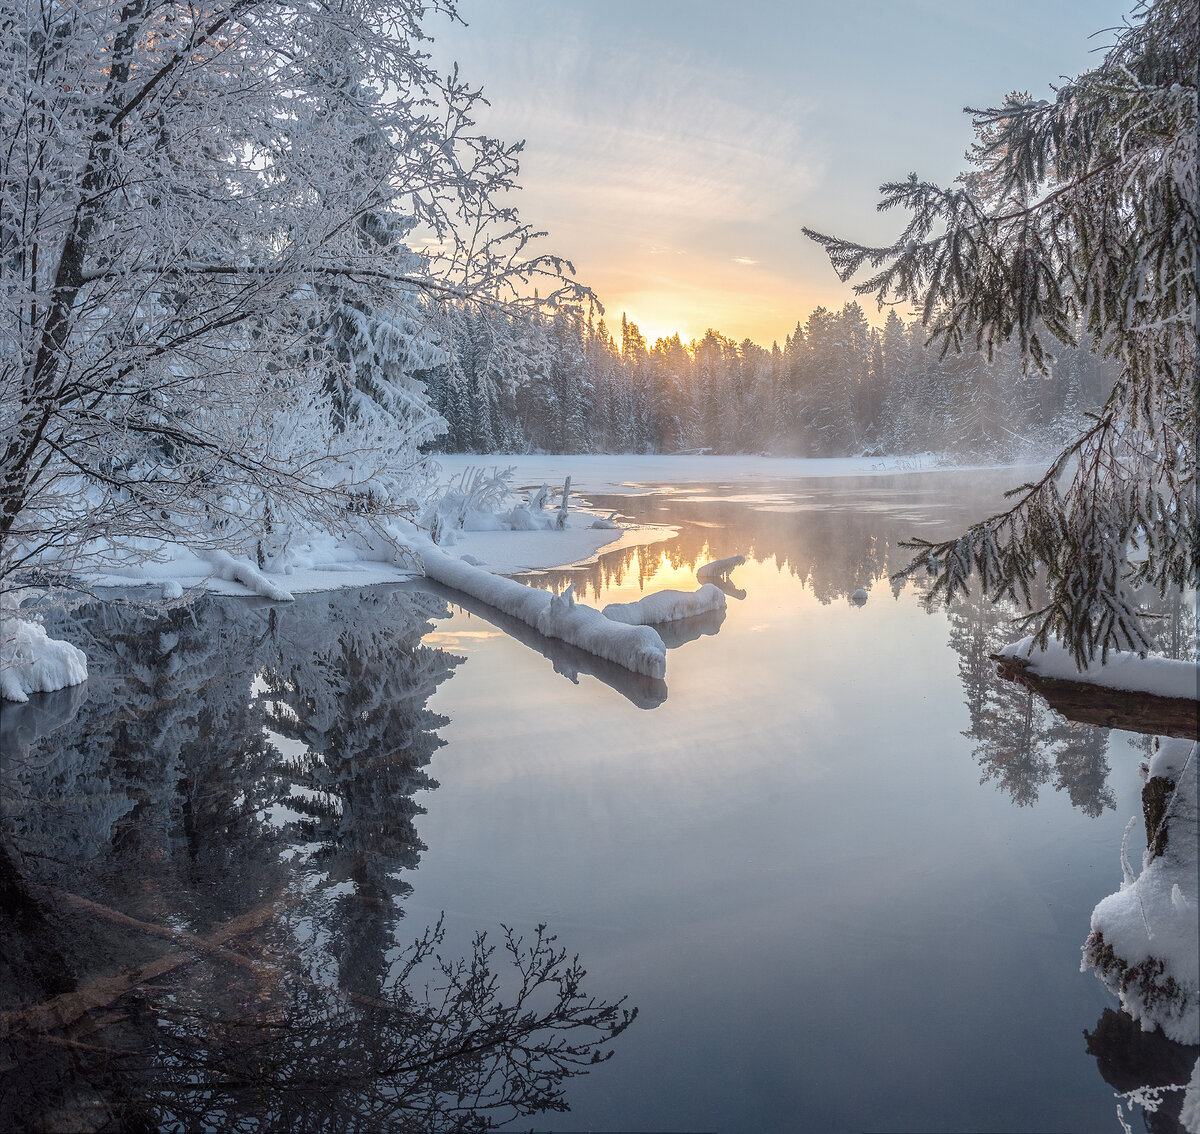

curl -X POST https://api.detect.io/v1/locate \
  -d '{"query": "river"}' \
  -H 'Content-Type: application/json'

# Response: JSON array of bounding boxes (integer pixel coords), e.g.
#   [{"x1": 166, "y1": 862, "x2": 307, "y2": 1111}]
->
[{"x1": 1, "y1": 469, "x2": 1194, "y2": 1132}]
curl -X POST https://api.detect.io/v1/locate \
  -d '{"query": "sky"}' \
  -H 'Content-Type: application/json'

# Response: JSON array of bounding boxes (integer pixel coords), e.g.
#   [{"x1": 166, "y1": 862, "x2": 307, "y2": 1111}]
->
[{"x1": 425, "y1": 1, "x2": 1131, "y2": 348}]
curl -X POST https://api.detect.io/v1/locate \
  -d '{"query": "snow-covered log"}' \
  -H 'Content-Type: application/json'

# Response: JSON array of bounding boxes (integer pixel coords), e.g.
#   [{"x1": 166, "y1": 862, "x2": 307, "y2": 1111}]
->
[
  {"x1": 416, "y1": 580, "x2": 667, "y2": 709},
  {"x1": 602, "y1": 584, "x2": 726, "y2": 626},
  {"x1": 696, "y1": 555, "x2": 745, "y2": 582},
  {"x1": 1, "y1": 617, "x2": 88, "y2": 703},
  {"x1": 1082, "y1": 740, "x2": 1198, "y2": 1045},
  {"x1": 419, "y1": 549, "x2": 666, "y2": 679},
  {"x1": 994, "y1": 638, "x2": 1198, "y2": 739},
  {"x1": 201, "y1": 551, "x2": 295, "y2": 602}
]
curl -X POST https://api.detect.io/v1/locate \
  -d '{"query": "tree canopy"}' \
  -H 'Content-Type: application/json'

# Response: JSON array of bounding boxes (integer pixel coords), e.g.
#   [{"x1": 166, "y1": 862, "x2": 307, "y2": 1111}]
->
[
  {"x1": 0, "y1": 0, "x2": 578, "y2": 587},
  {"x1": 804, "y1": 0, "x2": 1197, "y2": 665}
]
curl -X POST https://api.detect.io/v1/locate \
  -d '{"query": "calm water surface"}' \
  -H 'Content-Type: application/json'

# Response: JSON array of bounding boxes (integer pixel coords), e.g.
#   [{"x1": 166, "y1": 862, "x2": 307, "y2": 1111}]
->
[{"x1": 2, "y1": 470, "x2": 1194, "y2": 1132}]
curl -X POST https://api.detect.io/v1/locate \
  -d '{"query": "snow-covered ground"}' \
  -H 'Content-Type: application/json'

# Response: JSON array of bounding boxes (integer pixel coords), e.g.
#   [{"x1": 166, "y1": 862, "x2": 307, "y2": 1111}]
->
[
  {"x1": 999, "y1": 637, "x2": 1199, "y2": 701},
  {"x1": 435, "y1": 452, "x2": 1019, "y2": 496},
  {"x1": 74, "y1": 516, "x2": 667, "y2": 599}
]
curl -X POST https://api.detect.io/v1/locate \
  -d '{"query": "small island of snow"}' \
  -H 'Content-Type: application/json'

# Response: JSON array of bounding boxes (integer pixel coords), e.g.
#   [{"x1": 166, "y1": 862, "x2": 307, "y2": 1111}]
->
[{"x1": 1, "y1": 615, "x2": 88, "y2": 703}]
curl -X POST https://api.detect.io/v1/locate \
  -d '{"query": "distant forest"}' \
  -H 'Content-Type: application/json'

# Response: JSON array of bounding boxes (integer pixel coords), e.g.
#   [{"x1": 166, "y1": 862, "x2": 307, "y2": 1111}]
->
[{"x1": 420, "y1": 302, "x2": 1114, "y2": 459}]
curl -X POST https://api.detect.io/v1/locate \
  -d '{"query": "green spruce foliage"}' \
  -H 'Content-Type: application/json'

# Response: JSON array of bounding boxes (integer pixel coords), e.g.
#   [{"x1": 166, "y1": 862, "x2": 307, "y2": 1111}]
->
[{"x1": 804, "y1": 0, "x2": 1198, "y2": 666}]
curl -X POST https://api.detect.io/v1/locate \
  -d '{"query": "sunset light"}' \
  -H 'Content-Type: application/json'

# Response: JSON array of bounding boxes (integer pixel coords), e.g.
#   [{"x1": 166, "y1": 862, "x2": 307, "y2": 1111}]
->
[{"x1": 4, "y1": 0, "x2": 1193, "y2": 1131}]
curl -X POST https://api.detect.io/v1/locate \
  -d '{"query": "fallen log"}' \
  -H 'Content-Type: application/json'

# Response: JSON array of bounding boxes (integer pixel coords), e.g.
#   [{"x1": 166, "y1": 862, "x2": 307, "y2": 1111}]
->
[{"x1": 991, "y1": 654, "x2": 1199, "y2": 739}]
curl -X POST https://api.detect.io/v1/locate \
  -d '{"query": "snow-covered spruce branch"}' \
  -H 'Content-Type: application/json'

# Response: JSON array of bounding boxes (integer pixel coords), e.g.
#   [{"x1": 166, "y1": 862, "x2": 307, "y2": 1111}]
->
[
  {"x1": 810, "y1": 0, "x2": 1196, "y2": 667},
  {"x1": 894, "y1": 410, "x2": 1196, "y2": 665}
]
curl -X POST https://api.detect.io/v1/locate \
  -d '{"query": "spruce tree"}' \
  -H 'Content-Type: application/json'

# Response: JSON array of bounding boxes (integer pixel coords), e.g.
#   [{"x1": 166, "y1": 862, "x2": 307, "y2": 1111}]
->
[{"x1": 805, "y1": 0, "x2": 1197, "y2": 664}]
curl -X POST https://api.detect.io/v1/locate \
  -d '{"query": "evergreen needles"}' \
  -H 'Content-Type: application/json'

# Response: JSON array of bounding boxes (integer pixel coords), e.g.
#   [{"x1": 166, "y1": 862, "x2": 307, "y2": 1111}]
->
[{"x1": 805, "y1": 0, "x2": 1198, "y2": 667}]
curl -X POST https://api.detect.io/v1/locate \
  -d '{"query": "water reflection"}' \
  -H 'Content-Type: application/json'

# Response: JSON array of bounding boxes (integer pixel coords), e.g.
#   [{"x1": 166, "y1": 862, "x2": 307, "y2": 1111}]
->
[
  {"x1": 521, "y1": 480, "x2": 1195, "y2": 820},
  {"x1": 0, "y1": 587, "x2": 633, "y2": 1130},
  {"x1": 1087, "y1": 1009, "x2": 1198, "y2": 1134},
  {"x1": 946, "y1": 584, "x2": 1118, "y2": 815},
  {"x1": 419, "y1": 580, "x2": 669, "y2": 710}
]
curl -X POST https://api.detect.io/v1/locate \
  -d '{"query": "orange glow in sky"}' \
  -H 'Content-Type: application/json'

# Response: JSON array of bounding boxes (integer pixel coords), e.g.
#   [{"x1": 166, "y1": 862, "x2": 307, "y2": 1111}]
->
[{"x1": 429, "y1": 0, "x2": 1131, "y2": 349}]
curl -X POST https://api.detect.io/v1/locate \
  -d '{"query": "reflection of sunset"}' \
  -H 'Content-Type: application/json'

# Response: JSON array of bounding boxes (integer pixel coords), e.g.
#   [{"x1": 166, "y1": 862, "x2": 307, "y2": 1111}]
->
[{"x1": 591, "y1": 549, "x2": 714, "y2": 603}]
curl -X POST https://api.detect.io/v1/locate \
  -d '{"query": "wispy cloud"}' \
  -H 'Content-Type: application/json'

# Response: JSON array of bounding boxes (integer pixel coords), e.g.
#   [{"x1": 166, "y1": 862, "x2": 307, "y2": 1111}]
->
[{"x1": 733, "y1": 257, "x2": 758, "y2": 266}]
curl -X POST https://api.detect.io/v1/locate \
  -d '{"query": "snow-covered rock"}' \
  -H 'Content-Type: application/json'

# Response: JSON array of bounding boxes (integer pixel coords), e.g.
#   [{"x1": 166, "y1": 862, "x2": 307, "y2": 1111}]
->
[
  {"x1": 998, "y1": 636, "x2": 1199, "y2": 701},
  {"x1": 602, "y1": 584, "x2": 726, "y2": 626},
  {"x1": 851, "y1": 587, "x2": 868, "y2": 605},
  {"x1": 1, "y1": 616, "x2": 88, "y2": 703}
]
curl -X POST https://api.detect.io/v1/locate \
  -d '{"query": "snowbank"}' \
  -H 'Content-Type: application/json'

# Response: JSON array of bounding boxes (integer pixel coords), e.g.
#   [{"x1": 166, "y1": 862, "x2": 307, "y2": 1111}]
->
[
  {"x1": 1083, "y1": 740, "x2": 1198, "y2": 1044},
  {"x1": 418, "y1": 547, "x2": 667, "y2": 679},
  {"x1": 603, "y1": 584, "x2": 726, "y2": 626},
  {"x1": 1, "y1": 617, "x2": 88, "y2": 703},
  {"x1": 999, "y1": 637, "x2": 1199, "y2": 701}
]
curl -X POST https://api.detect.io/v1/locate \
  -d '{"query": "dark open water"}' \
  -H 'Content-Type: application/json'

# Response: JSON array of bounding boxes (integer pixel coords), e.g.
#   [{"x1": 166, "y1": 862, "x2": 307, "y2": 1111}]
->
[{"x1": 2, "y1": 470, "x2": 1195, "y2": 1132}]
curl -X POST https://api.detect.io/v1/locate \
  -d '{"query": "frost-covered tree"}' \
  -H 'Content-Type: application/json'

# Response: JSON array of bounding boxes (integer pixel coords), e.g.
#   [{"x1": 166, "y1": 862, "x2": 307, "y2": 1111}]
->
[
  {"x1": 0, "y1": 0, "x2": 579, "y2": 587},
  {"x1": 805, "y1": 0, "x2": 1197, "y2": 664}
]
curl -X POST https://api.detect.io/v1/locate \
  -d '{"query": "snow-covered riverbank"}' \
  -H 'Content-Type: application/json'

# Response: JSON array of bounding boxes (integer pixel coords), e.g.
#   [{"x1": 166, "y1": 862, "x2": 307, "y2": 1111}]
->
[{"x1": 435, "y1": 452, "x2": 1027, "y2": 496}]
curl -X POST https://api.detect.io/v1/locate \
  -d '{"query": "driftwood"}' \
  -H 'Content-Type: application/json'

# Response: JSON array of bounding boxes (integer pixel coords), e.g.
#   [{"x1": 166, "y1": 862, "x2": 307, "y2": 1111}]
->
[{"x1": 991, "y1": 654, "x2": 1199, "y2": 740}]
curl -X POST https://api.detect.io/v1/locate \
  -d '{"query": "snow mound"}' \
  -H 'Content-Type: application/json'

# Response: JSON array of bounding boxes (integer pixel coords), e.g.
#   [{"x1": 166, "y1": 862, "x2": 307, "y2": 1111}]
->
[
  {"x1": 851, "y1": 587, "x2": 868, "y2": 605},
  {"x1": 999, "y1": 636, "x2": 1198, "y2": 700},
  {"x1": 202, "y1": 550, "x2": 294, "y2": 601},
  {"x1": 1083, "y1": 742, "x2": 1198, "y2": 1044},
  {"x1": 696, "y1": 554, "x2": 745, "y2": 582},
  {"x1": 1, "y1": 617, "x2": 88, "y2": 703},
  {"x1": 602, "y1": 584, "x2": 726, "y2": 626},
  {"x1": 419, "y1": 546, "x2": 666, "y2": 679}
]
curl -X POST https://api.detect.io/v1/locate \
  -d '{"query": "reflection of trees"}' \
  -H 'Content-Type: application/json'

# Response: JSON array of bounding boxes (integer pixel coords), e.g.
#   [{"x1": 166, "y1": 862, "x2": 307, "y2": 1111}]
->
[
  {"x1": 0, "y1": 586, "x2": 633, "y2": 1129},
  {"x1": 525, "y1": 476, "x2": 1017, "y2": 605},
  {"x1": 944, "y1": 584, "x2": 1116, "y2": 815},
  {"x1": 259, "y1": 587, "x2": 461, "y2": 999},
  {"x1": 1085, "y1": 1008, "x2": 1198, "y2": 1134}
]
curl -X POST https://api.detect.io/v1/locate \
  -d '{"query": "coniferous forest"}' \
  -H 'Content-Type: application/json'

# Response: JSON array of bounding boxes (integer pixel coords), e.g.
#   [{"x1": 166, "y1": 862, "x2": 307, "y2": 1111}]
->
[{"x1": 421, "y1": 301, "x2": 1115, "y2": 459}]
